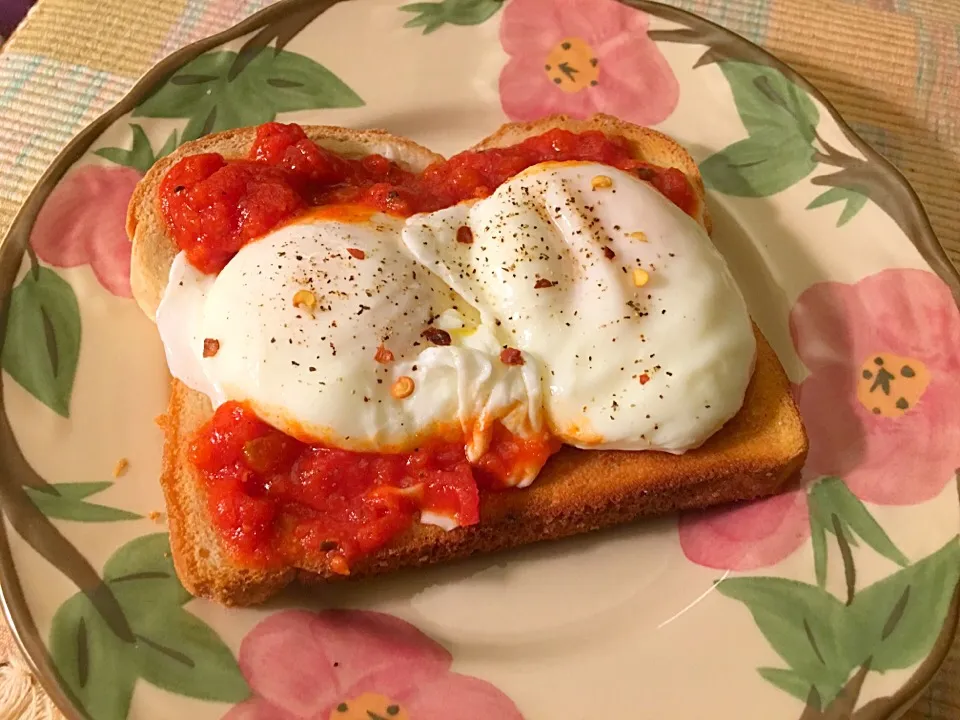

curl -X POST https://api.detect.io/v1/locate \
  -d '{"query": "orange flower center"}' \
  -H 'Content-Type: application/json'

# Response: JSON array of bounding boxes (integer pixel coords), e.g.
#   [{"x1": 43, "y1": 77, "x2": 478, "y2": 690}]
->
[
  {"x1": 331, "y1": 693, "x2": 409, "y2": 720},
  {"x1": 856, "y1": 353, "x2": 929, "y2": 418},
  {"x1": 544, "y1": 38, "x2": 599, "y2": 93}
]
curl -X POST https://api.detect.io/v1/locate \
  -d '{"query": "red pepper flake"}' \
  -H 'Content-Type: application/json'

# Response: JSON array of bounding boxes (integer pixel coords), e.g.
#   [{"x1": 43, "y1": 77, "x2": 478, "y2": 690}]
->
[
  {"x1": 347, "y1": 248, "x2": 366, "y2": 260},
  {"x1": 374, "y1": 344, "x2": 395, "y2": 363},
  {"x1": 202, "y1": 338, "x2": 220, "y2": 358},
  {"x1": 534, "y1": 278, "x2": 556, "y2": 289},
  {"x1": 638, "y1": 373, "x2": 651, "y2": 385},
  {"x1": 421, "y1": 327, "x2": 452, "y2": 346},
  {"x1": 391, "y1": 376, "x2": 415, "y2": 399},
  {"x1": 456, "y1": 226, "x2": 474, "y2": 244},
  {"x1": 499, "y1": 347, "x2": 524, "y2": 366},
  {"x1": 603, "y1": 246, "x2": 616, "y2": 260},
  {"x1": 329, "y1": 555, "x2": 351, "y2": 575}
]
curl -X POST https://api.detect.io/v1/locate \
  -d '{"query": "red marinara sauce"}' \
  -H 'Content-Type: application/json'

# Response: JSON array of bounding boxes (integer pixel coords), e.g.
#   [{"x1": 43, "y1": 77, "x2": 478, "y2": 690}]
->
[
  {"x1": 159, "y1": 122, "x2": 697, "y2": 274},
  {"x1": 418, "y1": 128, "x2": 697, "y2": 214},
  {"x1": 189, "y1": 402, "x2": 559, "y2": 570}
]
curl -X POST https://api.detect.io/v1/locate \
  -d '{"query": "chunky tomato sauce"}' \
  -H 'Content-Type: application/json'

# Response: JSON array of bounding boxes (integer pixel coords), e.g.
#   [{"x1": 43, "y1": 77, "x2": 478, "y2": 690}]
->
[
  {"x1": 159, "y1": 122, "x2": 697, "y2": 273},
  {"x1": 163, "y1": 121, "x2": 686, "y2": 570},
  {"x1": 190, "y1": 402, "x2": 560, "y2": 570}
]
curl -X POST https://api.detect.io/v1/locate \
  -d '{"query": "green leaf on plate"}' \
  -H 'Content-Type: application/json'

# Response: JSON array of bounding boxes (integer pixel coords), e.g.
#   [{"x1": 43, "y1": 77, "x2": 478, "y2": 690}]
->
[
  {"x1": 25, "y1": 483, "x2": 141, "y2": 522},
  {"x1": 758, "y1": 666, "x2": 814, "y2": 704},
  {"x1": 93, "y1": 124, "x2": 177, "y2": 173},
  {"x1": 400, "y1": 0, "x2": 505, "y2": 34},
  {"x1": 104, "y1": 532, "x2": 191, "y2": 607},
  {"x1": 719, "y1": 61, "x2": 819, "y2": 140},
  {"x1": 40, "y1": 481, "x2": 113, "y2": 498},
  {"x1": 50, "y1": 593, "x2": 138, "y2": 720},
  {"x1": 808, "y1": 477, "x2": 909, "y2": 569},
  {"x1": 105, "y1": 534, "x2": 249, "y2": 702},
  {"x1": 134, "y1": 609, "x2": 250, "y2": 702},
  {"x1": 102, "y1": 532, "x2": 177, "y2": 580},
  {"x1": 703, "y1": 61, "x2": 823, "y2": 198},
  {"x1": 718, "y1": 576, "x2": 862, "y2": 705},
  {"x1": 50, "y1": 533, "x2": 249, "y2": 713},
  {"x1": 258, "y1": 49, "x2": 365, "y2": 114},
  {"x1": 133, "y1": 48, "x2": 363, "y2": 143},
  {"x1": 850, "y1": 537, "x2": 960, "y2": 672},
  {"x1": 806, "y1": 186, "x2": 870, "y2": 227},
  {"x1": 810, "y1": 509, "x2": 829, "y2": 589},
  {"x1": 135, "y1": 52, "x2": 228, "y2": 120},
  {"x1": 700, "y1": 129, "x2": 817, "y2": 197},
  {"x1": 156, "y1": 127, "x2": 179, "y2": 159},
  {"x1": 2, "y1": 267, "x2": 81, "y2": 418}
]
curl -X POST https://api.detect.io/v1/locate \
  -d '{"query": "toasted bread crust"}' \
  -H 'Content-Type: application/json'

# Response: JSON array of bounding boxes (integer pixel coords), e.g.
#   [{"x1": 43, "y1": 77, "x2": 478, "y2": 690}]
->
[{"x1": 134, "y1": 115, "x2": 807, "y2": 606}]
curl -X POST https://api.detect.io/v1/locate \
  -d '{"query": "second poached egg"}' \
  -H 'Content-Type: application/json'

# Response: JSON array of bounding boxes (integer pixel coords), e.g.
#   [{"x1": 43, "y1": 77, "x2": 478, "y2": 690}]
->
[{"x1": 402, "y1": 161, "x2": 757, "y2": 452}]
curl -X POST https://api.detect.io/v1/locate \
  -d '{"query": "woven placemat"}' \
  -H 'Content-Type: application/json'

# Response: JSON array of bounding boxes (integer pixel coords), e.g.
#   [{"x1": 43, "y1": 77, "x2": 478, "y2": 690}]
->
[{"x1": 0, "y1": 1, "x2": 957, "y2": 718}]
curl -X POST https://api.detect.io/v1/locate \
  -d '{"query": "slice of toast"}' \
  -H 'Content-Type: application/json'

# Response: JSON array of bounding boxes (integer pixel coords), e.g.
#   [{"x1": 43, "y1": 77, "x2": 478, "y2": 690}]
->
[{"x1": 133, "y1": 116, "x2": 808, "y2": 606}]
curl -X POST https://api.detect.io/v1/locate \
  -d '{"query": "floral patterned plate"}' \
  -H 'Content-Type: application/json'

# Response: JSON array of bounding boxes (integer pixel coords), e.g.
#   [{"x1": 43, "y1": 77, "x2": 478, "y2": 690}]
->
[{"x1": 1, "y1": 1, "x2": 958, "y2": 718}]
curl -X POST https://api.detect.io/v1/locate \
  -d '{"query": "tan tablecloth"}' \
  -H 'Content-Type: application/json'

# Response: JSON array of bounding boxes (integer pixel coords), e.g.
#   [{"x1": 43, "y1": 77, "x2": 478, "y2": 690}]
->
[{"x1": 0, "y1": 0, "x2": 957, "y2": 718}]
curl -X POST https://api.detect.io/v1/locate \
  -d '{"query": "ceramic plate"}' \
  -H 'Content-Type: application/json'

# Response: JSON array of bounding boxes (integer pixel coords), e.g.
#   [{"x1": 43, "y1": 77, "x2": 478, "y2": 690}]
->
[{"x1": 1, "y1": 1, "x2": 958, "y2": 718}]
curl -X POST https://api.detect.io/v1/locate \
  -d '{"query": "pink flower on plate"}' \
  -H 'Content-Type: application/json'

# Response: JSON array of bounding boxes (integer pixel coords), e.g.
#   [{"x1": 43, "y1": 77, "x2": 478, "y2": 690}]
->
[
  {"x1": 30, "y1": 165, "x2": 140, "y2": 297},
  {"x1": 679, "y1": 268, "x2": 960, "y2": 571},
  {"x1": 791, "y1": 268, "x2": 960, "y2": 502},
  {"x1": 223, "y1": 609, "x2": 525, "y2": 720},
  {"x1": 678, "y1": 489, "x2": 811, "y2": 572},
  {"x1": 498, "y1": 0, "x2": 679, "y2": 125}
]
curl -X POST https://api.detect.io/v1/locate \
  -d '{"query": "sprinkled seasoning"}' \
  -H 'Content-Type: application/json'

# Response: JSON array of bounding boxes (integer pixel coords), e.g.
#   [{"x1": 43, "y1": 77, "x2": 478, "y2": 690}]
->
[
  {"x1": 421, "y1": 327, "x2": 452, "y2": 346},
  {"x1": 456, "y1": 226, "x2": 474, "y2": 244},
  {"x1": 391, "y1": 376, "x2": 415, "y2": 399},
  {"x1": 591, "y1": 175, "x2": 613, "y2": 190},
  {"x1": 202, "y1": 338, "x2": 220, "y2": 357},
  {"x1": 638, "y1": 373, "x2": 651, "y2": 385},
  {"x1": 292, "y1": 289, "x2": 317, "y2": 314},
  {"x1": 374, "y1": 344, "x2": 394, "y2": 363},
  {"x1": 499, "y1": 347, "x2": 524, "y2": 366},
  {"x1": 112, "y1": 458, "x2": 129, "y2": 478},
  {"x1": 602, "y1": 246, "x2": 616, "y2": 260},
  {"x1": 627, "y1": 231, "x2": 648, "y2": 242},
  {"x1": 632, "y1": 268, "x2": 650, "y2": 287},
  {"x1": 534, "y1": 278, "x2": 557, "y2": 289},
  {"x1": 346, "y1": 248, "x2": 366, "y2": 259}
]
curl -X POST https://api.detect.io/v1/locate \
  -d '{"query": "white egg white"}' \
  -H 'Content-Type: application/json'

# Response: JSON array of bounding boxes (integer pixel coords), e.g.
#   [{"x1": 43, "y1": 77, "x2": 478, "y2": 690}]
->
[{"x1": 402, "y1": 161, "x2": 757, "y2": 452}]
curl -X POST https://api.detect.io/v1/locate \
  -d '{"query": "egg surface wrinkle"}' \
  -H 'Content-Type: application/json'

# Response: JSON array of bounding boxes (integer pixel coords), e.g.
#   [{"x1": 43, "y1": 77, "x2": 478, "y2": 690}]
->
[
  {"x1": 402, "y1": 161, "x2": 757, "y2": 453},
  {"x1": 156, "y1": 210, "x2": 544, "y2": 485}
]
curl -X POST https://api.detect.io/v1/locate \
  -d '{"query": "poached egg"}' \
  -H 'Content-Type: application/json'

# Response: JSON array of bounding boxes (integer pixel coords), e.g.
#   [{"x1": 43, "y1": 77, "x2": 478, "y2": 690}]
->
[
  {"x1": 157, "y1": 209, "x2": 545, "y2": 491},
  {"x1": 402, "y1": 161, "x2": 756, "y2": 452}
]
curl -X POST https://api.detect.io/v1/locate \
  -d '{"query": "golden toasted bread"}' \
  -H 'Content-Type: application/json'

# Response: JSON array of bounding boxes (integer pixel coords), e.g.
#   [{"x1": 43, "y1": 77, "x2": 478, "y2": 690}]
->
[{"x1": 130, "y1": 115, "x2": 807, "y2": 606}]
